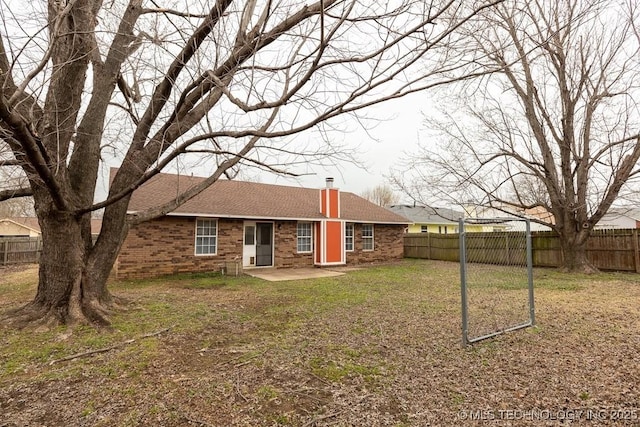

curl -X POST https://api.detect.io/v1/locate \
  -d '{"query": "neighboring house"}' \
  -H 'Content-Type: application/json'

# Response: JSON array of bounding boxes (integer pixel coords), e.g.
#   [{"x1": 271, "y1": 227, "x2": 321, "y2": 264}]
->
[
  {"x1": 594, "y1": 208, "x2": 640, "y2": 230},
  {"x1": 463, "y1": 204, "x2": 553, "y2": 232},
  {"x1": 520, "y1": 206, "x2": 555, "y2": 226},
  {"x1": 388, "y1": 203, "x2": 552, "y2": 233},
  {"x1": 116, "y1": 173, "x2": 410, "y2": 279},
  {"x1": 0, "y1": 217, "x2": 102, "y2": 238},
  {"x1": 0, "y1": 217, "x2": 41, "y2": 237},
  {"x1": 386, "y1": 205, "x2": 484, "y2": 233}
]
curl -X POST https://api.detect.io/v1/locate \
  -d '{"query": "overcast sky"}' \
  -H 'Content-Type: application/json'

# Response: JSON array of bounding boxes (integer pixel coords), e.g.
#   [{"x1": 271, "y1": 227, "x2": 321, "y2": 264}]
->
[
  {"x1": 92, "y1": 93, "x2": 426, "y2": 206},
  {"x1": 254, "y1": 92, "x2": 426, "y2": 200},
  {"x1": 94, "y1": 92, "x2": 427, "y2": 204}
]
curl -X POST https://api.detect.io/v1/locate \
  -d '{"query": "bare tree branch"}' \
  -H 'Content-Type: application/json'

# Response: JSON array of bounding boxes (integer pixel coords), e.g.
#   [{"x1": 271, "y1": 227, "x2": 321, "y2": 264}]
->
[
  {"x1": 394, "y1": 0, "x2": 640, "y2": 272},
  {"x1": 0, "y1": 187, "x2": 32, "y2": 201},
  {"x1": 0, "y1": 159, "x2": 21, "y2": 167},
  {"x1": 7, "y1": 0, "x2": 80, "y2": 106},
  {"x1": 0, "y1": 0, "x2": 512, "y2": 325}
]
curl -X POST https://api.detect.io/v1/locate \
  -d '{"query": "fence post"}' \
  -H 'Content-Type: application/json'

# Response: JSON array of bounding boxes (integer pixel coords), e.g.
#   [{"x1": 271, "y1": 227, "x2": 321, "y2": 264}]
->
[
  {"x1": 36, "y1": 237, "x2": 42, "y2": 263},
  {"x1": 526, "y1": 220, "x2": 535, "y2": 325},
  {"x1": 459, "y1": 218, "x2": 468, "y2": 346},
  {"x1": 1, "y1": 240, "x2": 6, "y2": 266},
  {"x1": 505, "y1": 233, "x2": 509, "y2": 265},
  {"x1": 634, "y1": 229, "x2": 640, "y2": 273}
]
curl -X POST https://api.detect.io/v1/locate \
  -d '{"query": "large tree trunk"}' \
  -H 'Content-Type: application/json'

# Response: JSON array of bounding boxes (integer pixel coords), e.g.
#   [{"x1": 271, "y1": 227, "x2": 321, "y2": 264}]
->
[
  {"x1": 4, "y1": 193, "x2": 131, "y2": 328},
  {"x1": 558, "y1": 228, "x2": 597, "y2": 273},
  {"x1": 5, "y1": 211, "x2": 114, "y2": 328}
]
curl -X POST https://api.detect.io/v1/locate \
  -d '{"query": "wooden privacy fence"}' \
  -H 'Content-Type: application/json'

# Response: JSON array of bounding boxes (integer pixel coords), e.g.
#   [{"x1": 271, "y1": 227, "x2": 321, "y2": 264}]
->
[
  {"x1": 0, "y1": 237, "x2": 43, "y2": 266},
  {"x1": 404, "y1": 228, "x2": 640, "y2": 272}
]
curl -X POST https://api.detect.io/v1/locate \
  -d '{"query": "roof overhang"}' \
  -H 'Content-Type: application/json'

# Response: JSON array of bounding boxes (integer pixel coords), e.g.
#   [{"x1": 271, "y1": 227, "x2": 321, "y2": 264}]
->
[
  {"x1": 0, "y1": 219, "x2": 41, "y2": 234},
  {"x1": 127, "y1": 211, "x2": 410, "y2": 225}
]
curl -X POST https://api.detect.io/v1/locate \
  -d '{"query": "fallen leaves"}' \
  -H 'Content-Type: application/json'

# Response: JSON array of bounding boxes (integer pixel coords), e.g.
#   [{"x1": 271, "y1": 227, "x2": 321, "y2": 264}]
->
[{"x1": 1, "y1": 260, "x2": 639, "y2": 426}]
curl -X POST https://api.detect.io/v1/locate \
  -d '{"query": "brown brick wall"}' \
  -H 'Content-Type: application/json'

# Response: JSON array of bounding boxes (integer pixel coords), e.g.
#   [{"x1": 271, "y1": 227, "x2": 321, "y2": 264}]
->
[
  {"x1": 346, "y1": 223, "x2": 405, "y2": 264},
  {"x1": 116, "y1": 217, "x2": 404, "y2": 279},
  {"x1": 274, "y1": 221, "x2": 315, "y2": 268},
  {"x1": 116, "y1": 217, "x2": 244, "y2": 279}
]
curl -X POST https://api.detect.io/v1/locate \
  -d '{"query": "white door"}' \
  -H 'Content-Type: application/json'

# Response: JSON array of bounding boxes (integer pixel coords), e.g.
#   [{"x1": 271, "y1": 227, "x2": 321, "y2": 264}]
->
[{"x1": 243, "y1": 222, "x2": 256, "y2": 267}]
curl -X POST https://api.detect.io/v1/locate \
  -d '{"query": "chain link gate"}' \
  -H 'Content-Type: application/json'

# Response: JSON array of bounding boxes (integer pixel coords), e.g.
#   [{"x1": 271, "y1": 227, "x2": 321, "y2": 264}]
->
[{"x1": 459, "y1": 217, "x2": 535, "y2": 345}]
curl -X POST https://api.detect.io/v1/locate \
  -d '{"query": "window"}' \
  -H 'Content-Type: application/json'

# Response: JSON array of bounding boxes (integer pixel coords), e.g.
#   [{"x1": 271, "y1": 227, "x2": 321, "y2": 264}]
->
[
  {"x1": 362, "y1": 224, "x2": 374, "y2": 251},
  {"x1": 297, "y1": 222, "x2": 312, "y2": 253},
  {"x1": 345, "y1": 223, "x2": 354, "y2": 251},
  {"x1": 421, "y1": 225, "x2": 428, "y2": 233},
  {"x1": 195, "y1": 219, "x2": 217, "y2": 255},
  {"x1": 244, "y1": 225, "x2": 255, "y2": 245}
]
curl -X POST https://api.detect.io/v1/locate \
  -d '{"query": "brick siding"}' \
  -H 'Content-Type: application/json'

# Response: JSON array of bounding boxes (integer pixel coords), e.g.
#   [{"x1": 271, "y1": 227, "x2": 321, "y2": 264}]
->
[
  {"x1": 274, "y1": 221, "x2": 315, "y2": 268},
  {"x1": 116, "y1": 217, "x2": 404, "y2": 279},
  {"x1": 346, "y1": 223, "x2": 405, "y2": 264},
  {"x1": 116, "y1": 216, "x2": 243, "y2": 279}
]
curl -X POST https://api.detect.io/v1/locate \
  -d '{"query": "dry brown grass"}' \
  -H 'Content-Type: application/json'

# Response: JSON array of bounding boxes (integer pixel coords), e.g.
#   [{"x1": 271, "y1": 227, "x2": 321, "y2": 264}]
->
[{"x1": 1, "y1": 260, "x2": 639, "y2": 426}]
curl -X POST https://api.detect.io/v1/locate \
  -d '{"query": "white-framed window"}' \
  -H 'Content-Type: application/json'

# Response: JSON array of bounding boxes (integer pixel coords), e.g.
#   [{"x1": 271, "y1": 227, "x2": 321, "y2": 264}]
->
[
  {"x1": 244, "y1": 225, "x2": 255, "y2": 245},
  {"x1": 421, "y1": 225, "x2": 428, "y2": 233},
  {"x1": 195, "y1": 218, "x2": 217, "y2": 255},
  {"x1": 297, "y1": 222, "x2": 312, "y2": 253},
  {"x1": 362, "y1": 224, "x2": 374, "y2": 251},
  {"x1": 345, "y1": 223, "x2": 354, "y2": 251}
]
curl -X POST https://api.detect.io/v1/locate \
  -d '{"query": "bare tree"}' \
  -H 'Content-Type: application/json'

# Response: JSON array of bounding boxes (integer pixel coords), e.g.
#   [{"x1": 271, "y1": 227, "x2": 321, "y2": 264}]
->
[
  {"x1": 393, "y1": 0, "x2": 640, "y2": 272},
  {"x1": 0, "y1": 161, "x2": 33, "y2": 216},
  {"x1": 0, "y1": 198, "x2": 33, "y2": 217},
  {"x1": 0, "y1": 0, "x2": 503, "y2": 326},
  {"x1": 361, "y1": 184, "x2": 399, "y2": 207}
]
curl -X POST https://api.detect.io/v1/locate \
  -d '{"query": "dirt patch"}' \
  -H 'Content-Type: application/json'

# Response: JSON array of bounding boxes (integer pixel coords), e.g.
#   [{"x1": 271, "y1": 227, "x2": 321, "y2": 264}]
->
[
  {"x1": 0, "y1": 264, "x2": 39, "y2": 310},
  {"x1": 0, "y1": 263, "x2": 38, "y2": 282},
  {"x1": 1, "y1": 260, "x2": 639, "y2": 426}
]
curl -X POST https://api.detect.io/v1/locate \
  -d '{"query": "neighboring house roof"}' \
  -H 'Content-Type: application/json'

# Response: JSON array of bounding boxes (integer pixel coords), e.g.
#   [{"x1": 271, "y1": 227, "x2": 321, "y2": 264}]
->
[
  {"x1": 126, "y1": 172, "x2": 410, "y2": 224},
  {"x1": 0, "y1": 217, "x2": 102, "y2": 235},
  {"x1": 521, "y1": 206, "x2": 555, "y2": 225},
  {"x1": 386, "y1": 205, "x2": 463, "y2": 225},
  {"x1": 470, "y1": 204, "x2": 555, "y2": 225},
  {"x1": 0, "y1": 217, "x2": 41, "y2": 234},
  {"x1": 602, "y1": 208, "x2": 640, "y2": 221},
  {"x1": 595, "y1": 208, "x2": 640, "y2": 229}
]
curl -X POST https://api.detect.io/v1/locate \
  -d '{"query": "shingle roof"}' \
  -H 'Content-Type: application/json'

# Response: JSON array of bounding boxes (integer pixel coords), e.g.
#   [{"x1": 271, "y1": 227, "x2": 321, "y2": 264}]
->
[
  {"x1": 126, "y1": 171, "x2": 410, "y2": 224},
  {"x1": 605, "y1": 208, "x2": 640, "y2": 221},
  {"x1": 1, "y1": 217, "x2": 41, "y2": 233},
  {"x1": 386, "y1": 205, "x2": 463, "y2": 224}
]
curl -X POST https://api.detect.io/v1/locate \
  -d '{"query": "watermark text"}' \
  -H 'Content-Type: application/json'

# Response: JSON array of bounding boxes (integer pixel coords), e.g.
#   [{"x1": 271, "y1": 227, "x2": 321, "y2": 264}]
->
[{"x1": 457, "y1": 408, "x2": 638, "y2": 422}]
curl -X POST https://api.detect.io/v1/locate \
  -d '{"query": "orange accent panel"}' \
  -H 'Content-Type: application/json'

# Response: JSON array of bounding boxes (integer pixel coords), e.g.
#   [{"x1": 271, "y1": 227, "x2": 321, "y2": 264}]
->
[
  {"x1": 315, "y1": 222, "x2": 322, "y2": 263},
  {"x1": 329, "y1": 189, "x2": 339, "y2": 218},
  {"x1": 320, "y1": 189, "x2": 328, "y2": 216},
  {"x1": 325, "y1": 221, "x2": 342, "y2": 263}
]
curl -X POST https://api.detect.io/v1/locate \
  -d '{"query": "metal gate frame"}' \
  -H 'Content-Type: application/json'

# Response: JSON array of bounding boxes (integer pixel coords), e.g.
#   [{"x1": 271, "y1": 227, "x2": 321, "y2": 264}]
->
[{"x1": 459, "y1": 217, "x2": 535, "y2": 346}]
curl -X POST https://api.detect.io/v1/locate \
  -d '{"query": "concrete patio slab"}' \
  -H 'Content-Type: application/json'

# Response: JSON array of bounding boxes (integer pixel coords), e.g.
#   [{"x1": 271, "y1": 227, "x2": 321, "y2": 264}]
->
[{"x1": 245, "y1": 268, "x2": 345, "y2": 282}]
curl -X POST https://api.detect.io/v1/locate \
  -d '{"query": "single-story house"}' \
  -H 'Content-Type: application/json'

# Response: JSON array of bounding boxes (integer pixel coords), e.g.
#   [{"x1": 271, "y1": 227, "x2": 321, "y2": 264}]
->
[
  {"x1": 465, "y1": 204, "x2": 553, "y2": 232},
  {"x1": 0, "y1": 217, "x2": 102, "y2": 238},
  {"x1": 0, "y1": 217, "x2": 42, "y2": 237},
  {"x1": 594, "y1": 208, "x2": 640, "y2": 230},
  {"x1": 386, "y1": 205, "x2": 485, "y2": 233},
  {"x1": 116, "y1": 173, "x2": 410, "y2": 279}
]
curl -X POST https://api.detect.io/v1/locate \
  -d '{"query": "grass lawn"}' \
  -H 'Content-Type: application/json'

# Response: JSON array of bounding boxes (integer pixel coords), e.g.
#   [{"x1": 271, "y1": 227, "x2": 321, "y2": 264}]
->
[{"x1": 1, "y1": 259, "x2": 639, "y2": 426}]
